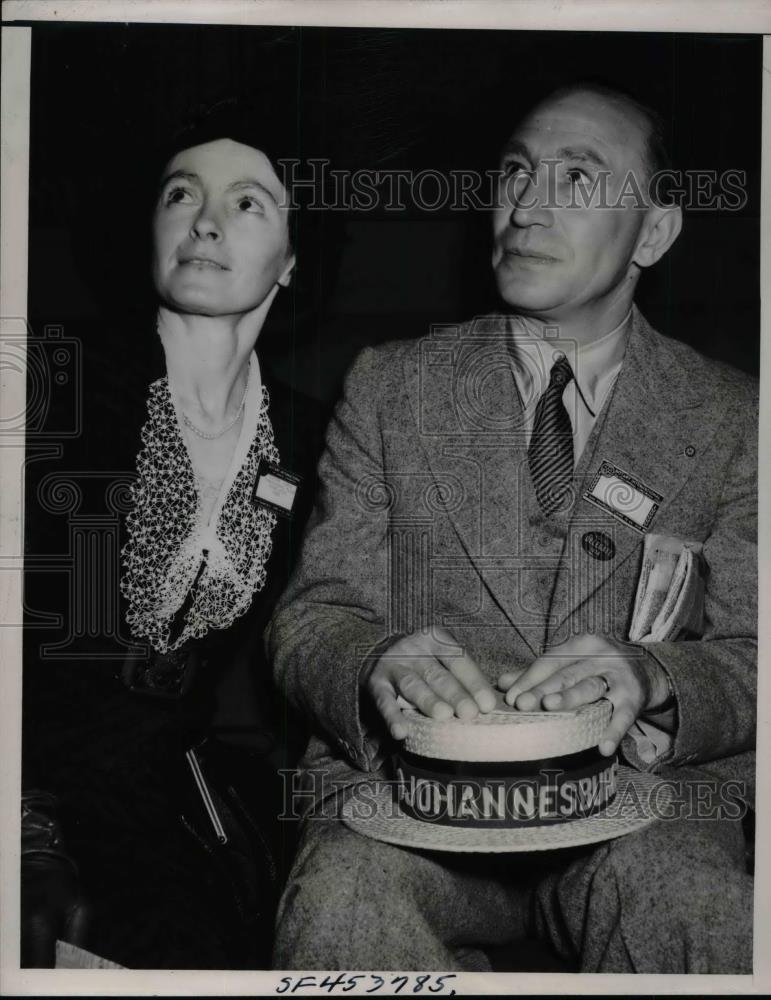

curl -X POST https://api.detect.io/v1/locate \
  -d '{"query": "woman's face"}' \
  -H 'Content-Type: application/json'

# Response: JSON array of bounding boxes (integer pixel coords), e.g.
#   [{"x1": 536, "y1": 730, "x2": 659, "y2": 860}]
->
[{"x1": 152, "y1": 138, "x2": 294, "y2": 317}]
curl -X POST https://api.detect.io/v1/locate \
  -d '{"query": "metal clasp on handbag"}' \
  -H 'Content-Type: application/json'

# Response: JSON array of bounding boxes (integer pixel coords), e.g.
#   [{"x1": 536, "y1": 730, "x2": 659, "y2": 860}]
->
[
  {"x1": 185, "y1": 747, "x2": 228, "y2": 845},
  {"x1": 122, "y1": 644, "x2": 201, "y2": 699}
]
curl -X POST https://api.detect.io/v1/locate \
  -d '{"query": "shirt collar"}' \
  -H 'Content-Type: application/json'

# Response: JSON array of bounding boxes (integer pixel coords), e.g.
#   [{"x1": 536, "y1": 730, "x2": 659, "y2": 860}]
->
[
  {"x1": 572, "y1": 308, "x2": 632, "y2": 415},
  {"x1": 507, "y1": 308, "x2": 632, "y2": 416}
]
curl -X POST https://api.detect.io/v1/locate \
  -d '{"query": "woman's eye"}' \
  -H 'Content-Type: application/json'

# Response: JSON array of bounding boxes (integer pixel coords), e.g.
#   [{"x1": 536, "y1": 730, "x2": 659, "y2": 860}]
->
[
  {"x1": 503, "y1": 160, "x2": 530, "y2": 178},
  {"x1": 165, "y1": 186, "x2": 193, "y2": 205},
  {"x1": 236, "y1": 195, "x2": 264, "y2": 213}
]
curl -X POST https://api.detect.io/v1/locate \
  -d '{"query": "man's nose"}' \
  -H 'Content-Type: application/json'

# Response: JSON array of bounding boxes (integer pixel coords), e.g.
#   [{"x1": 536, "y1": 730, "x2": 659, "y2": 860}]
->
[
  {"x1": 190, "y1": 201, "x2": 223, "y2": 241},
  {"x1": 507, "y1": 168, "x2": 553, "y2": 228}
]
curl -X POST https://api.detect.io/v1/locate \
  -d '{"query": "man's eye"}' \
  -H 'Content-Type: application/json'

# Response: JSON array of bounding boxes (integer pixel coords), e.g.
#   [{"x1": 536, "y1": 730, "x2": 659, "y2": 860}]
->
[
  {"x1": 165, "y1": 186, "x2": 194, "y2": 205},
  {"x1": 236, "y1": 195, "x2": 264, "y2": 213},
  {"x1": 566, "y1": 167, "x2": 590, "y2": 185}
]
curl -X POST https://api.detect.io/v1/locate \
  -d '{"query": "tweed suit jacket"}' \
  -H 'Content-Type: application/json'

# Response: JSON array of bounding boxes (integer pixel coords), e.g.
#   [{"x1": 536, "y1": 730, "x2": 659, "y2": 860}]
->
[{"x1": 267, "y1": 307, "x2": 758, "y2": 808}]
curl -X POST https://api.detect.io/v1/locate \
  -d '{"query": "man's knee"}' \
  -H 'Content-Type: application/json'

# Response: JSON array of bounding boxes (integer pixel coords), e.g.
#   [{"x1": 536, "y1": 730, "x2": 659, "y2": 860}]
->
[
  {"x1": 274, "y1": 817, "x2": 445, "y2": 968},
  {"x1": 541, "y1": 817, "x2": 752, "y2": 973},
  {"x1": 276, "y1": 818, "x2": 422, "y2": 938},
  {"x1": 280, "y1": 818, "x2": 369, "y2": 916},
  {"x1": 605, "y1": 815, "x2": 747, "y2": 882}
]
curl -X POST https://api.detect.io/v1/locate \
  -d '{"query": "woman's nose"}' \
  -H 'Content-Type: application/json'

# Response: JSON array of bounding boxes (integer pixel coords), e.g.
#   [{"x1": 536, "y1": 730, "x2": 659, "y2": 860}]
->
[{"x1": 190, "y1": 202, "x2": 223, "y2": 241}]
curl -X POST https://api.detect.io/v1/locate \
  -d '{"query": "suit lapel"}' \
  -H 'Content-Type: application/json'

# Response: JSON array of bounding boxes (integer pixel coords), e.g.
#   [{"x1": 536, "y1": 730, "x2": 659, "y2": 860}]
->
[
  {"x1": 403, "y1": 320, "x2": 555, "y2": 657},
  {"x1": 547, "y1": 308, "x2": 717, "y2": 640}
]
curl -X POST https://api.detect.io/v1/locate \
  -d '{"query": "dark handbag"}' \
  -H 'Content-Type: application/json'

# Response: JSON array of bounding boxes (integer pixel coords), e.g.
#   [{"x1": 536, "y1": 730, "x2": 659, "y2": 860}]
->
[
  {"x1": 174, "y1": 736, "x2": 293, "y2": 968},
  {"x1": 122, "y1": 643, "x2": 203, "y2": 700}
]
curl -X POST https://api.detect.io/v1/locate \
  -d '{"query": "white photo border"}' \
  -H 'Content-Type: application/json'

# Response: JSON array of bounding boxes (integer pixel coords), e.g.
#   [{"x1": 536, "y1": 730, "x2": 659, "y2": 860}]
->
[{"x1": 1, "y1": 1, "x2": 769, "y2": 995}]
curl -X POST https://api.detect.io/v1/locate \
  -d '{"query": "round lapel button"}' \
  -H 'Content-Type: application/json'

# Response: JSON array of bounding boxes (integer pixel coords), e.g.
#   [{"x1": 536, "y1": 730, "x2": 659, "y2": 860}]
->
[{"x1": 581, "y1": 530, "x2": 616, "y2": 561}]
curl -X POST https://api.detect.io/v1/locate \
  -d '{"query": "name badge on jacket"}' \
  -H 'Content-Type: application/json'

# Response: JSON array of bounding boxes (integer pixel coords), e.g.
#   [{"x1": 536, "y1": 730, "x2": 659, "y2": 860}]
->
[{"x1": 583, "y1": 460, "x2": 662, "y2": 533}]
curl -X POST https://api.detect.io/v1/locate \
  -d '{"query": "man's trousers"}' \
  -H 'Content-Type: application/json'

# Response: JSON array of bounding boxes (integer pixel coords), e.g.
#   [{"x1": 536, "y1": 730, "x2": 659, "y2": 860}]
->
[{"x1": 273, "y1": 780, "x2": 753, "y2": 973}]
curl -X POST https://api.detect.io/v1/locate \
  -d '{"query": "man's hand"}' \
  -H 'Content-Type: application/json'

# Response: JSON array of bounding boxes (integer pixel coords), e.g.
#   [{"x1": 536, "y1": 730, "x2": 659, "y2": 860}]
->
[
  {"x1": 366, "y1": 627, "x2": 497, "y2": 740},
  {"x1": 497, "y1": 634, "x2": 670, "y2": 756}
]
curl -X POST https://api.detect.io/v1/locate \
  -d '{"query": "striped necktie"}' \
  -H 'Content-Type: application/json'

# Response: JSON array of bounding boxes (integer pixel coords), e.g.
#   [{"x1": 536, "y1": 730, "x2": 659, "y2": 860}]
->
[{"x1": 528, "y1": 355, "x2": 575, "y2": 516}]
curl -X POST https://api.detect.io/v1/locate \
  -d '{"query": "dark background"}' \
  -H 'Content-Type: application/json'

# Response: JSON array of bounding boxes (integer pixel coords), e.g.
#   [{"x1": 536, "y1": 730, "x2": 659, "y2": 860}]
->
[{"x1": 27, "y1": 23, "x2": 761, "y2": 409}]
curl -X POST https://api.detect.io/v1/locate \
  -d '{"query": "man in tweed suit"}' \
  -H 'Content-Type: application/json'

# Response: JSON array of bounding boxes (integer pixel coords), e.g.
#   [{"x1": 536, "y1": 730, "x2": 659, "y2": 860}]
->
[{"x1": 268, "y1": 83, "x2": 757, "y2": 972}]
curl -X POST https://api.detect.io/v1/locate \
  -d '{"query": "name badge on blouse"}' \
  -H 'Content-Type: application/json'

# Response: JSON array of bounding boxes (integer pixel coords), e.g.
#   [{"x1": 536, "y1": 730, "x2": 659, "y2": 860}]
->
[{"x1": 252, "y1": 460, "x2": 301, "y2": 518}]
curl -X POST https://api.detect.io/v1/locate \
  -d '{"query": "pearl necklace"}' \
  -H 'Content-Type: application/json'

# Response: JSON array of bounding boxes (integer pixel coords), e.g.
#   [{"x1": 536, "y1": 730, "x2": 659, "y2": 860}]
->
[{"x1": 180, "y1": 378, "x2": 249, "y2": 440}]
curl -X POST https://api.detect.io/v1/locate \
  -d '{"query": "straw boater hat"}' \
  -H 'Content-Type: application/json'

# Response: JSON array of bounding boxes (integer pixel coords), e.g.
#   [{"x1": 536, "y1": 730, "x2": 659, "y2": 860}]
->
[{"x1": 342, "y1": 697, "x2": 671, "y2": 852}]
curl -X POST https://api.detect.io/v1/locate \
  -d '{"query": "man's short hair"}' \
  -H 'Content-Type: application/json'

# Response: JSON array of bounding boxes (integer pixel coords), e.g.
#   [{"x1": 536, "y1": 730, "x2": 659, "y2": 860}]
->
[{"x1": 538, "y1": 80, "x2": 672, "y2": 183}]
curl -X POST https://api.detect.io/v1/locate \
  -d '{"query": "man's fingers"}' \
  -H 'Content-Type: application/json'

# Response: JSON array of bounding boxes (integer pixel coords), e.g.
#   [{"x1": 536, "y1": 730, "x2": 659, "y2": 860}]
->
[
  {"x1": 422, "y1": 665, "x2": 481, "y2": 719},
  {"x1": 514, "y1": 667, "x2": 584, "y2": 710},
  {"x1": 371, "y1": 686, "x2": 410, "y2": 740},
  {"x1": 505, "y1": 646, "x2": 615, "y2": 706},
  {"x1": 503, "y1": 656, "x2": 564, "y2": 705},
  {"x1": 504, "y1": 656, "x2": 577, "y2": 706},
  {"x1": 396, "y1": 672, "x2": 454, "y2": 721},
  {"x1": 396, "y1": 655, "x2": 484, "y2": 719},
  {"x1": 598, "y1": 700, "x2": 637, "y2": 756},
  {"x1": 542, "y1": 675, "x2": 610, "y2": 711},
  {"x1": 380, "y1": 628, "x2": 497, "y2": 714},
  {"x1": 503, "y1": 635, "x2": 607, "y2": 704},
  {"x1": 438, "y1": 651, "x2": 496, "y2": 712},
  {"x1": 369, "y1": 628, "x2": 498, "y2": 724}
]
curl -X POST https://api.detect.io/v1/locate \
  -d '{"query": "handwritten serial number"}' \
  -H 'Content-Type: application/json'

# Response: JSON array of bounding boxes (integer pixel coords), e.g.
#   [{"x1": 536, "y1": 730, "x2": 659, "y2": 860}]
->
[{"x1": 276, "y1": 973, "x2": 457, "y2": 995}]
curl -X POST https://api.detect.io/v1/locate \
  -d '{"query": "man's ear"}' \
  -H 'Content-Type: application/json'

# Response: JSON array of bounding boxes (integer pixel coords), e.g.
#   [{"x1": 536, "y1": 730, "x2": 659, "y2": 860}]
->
[
  {"x1": 277, "y1": 253, "x2": 296, "y2": 288},
  {"x1": 632, "y1": 205, "x2": 682, "y2": 269}
]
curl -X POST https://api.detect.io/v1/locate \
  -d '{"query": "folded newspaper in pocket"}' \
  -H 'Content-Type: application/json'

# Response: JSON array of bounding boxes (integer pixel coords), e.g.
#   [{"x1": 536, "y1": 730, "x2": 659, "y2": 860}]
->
[{"x1": 629, "y1": 533, "x2": 706, "y2": 643}]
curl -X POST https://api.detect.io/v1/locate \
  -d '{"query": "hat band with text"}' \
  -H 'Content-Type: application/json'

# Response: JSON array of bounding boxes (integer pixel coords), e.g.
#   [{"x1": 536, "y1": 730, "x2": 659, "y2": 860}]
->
[{"x1": 393, "y1": 748, "x2": 618, "y2": 828}]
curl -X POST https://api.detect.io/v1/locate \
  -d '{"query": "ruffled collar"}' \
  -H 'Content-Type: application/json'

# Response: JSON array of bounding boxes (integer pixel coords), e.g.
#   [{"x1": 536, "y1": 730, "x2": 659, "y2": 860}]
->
[{"x1": 121, "y1": 355, "x2": 279, "y2": 652}]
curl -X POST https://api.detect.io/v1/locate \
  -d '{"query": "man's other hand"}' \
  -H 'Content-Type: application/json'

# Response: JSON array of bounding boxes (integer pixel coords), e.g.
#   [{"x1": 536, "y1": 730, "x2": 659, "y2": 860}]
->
[
  {"x1": 497, "y1": 634, "x2": 670, "y2": 756},
  {"x1": 366, "y1": 627, "x2": 497, "y2": 740}
]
